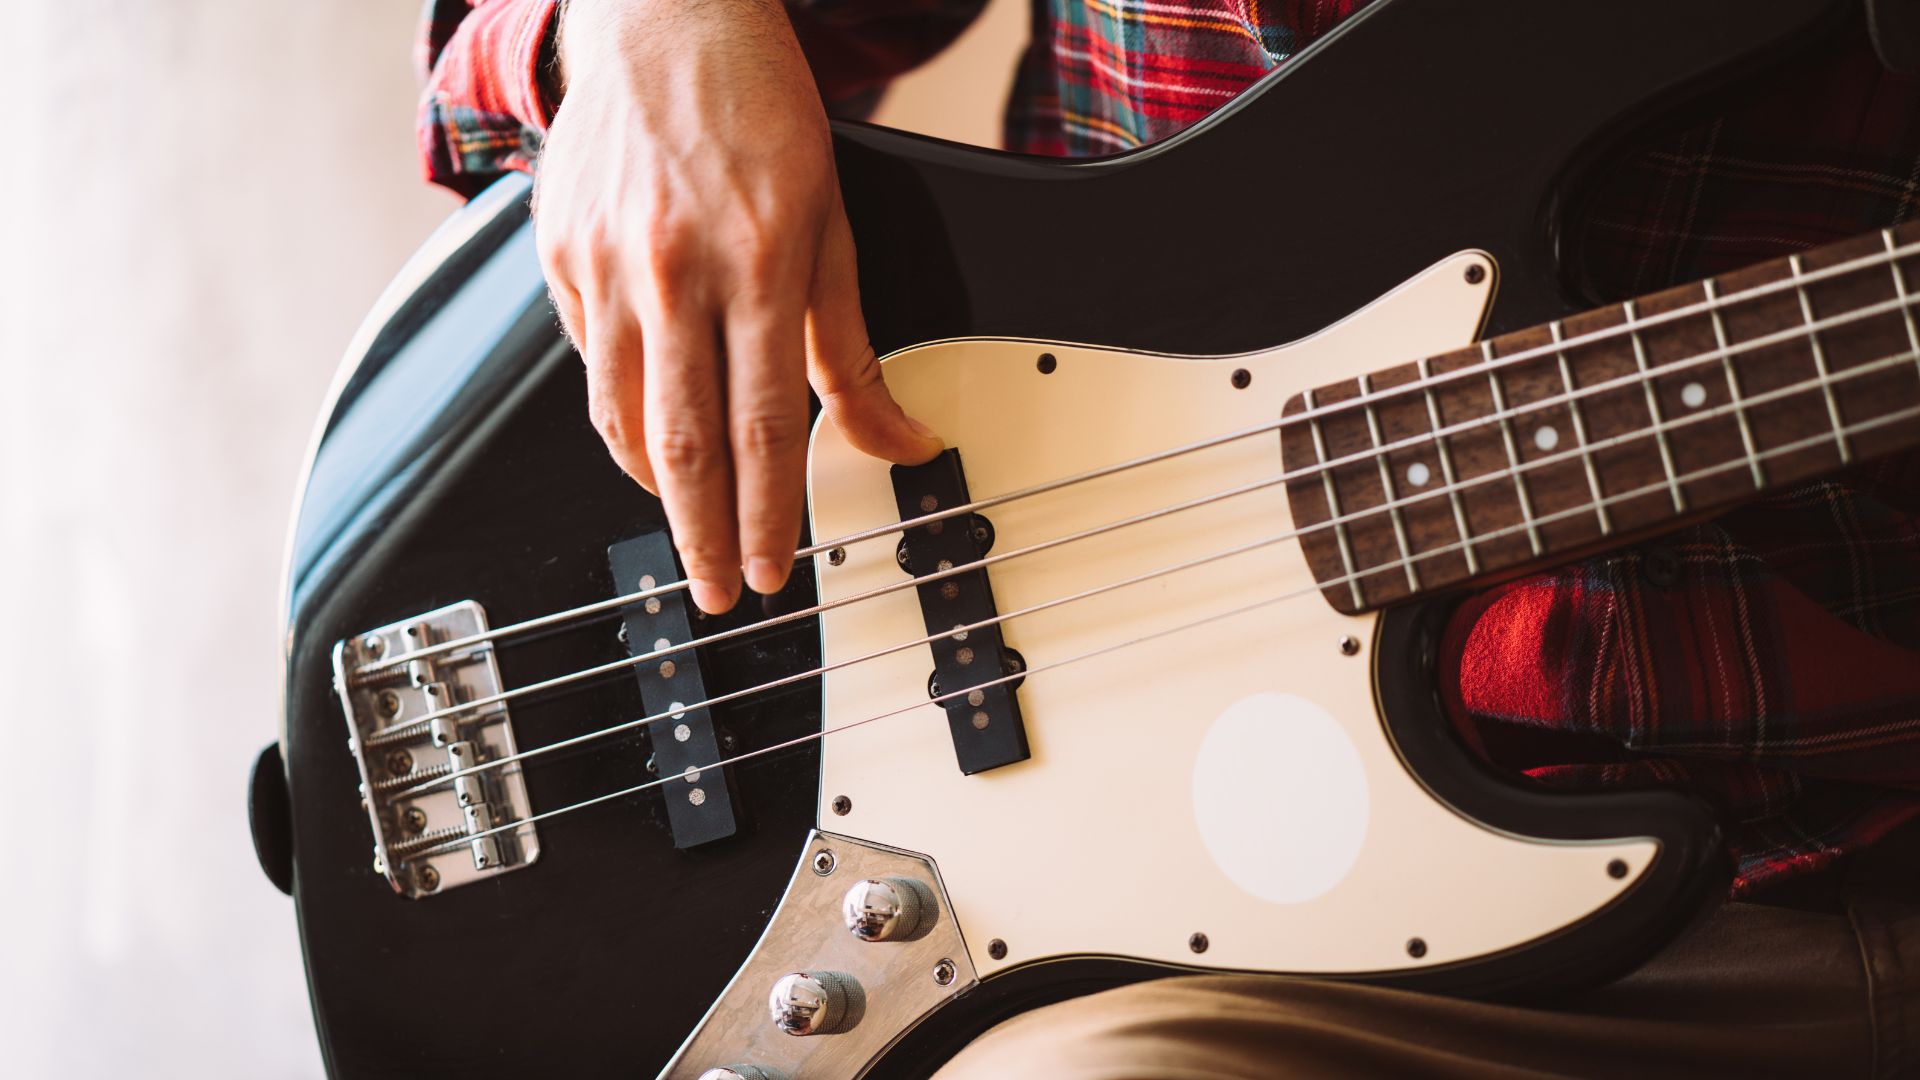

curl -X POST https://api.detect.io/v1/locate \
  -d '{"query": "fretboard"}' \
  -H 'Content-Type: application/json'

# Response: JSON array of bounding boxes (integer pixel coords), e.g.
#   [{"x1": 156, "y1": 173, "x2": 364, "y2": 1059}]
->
[{"x1": 1280, "y1": 224, "x2": 1920, "y2": 615}]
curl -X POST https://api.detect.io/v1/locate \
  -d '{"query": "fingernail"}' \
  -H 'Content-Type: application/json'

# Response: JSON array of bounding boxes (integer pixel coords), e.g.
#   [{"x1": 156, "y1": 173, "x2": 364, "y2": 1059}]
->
[
  {"x1": 746, "y1": 557, "x2": 789, "y2": 596},
  {"x1": 906, "y1": 416, "x2": 935, "y2": 438},
  {"x1": 689, "y1": 578, "x2": 737, "y2": 615}
]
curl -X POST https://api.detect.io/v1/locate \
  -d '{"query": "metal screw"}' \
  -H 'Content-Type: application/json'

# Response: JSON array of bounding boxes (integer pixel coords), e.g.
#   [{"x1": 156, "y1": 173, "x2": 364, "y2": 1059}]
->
[
  {"x1": 719, "y1": 732, "x2": 739, "y2": 754},
  {"x1": 402, "y1": 807, "x2": 427, "y2": 833},
  {"x1": 375, "y1": 689, "x2": 401, "y2": 717},
  {"x1": 417, "y1": 864, "x2": 441, "y2": 892},
  {"x1": 1338, "y1": 635, "x2": 1361, "y2": 656},
  {"x1": 645, "y1": 754, "x2": 659, "y2": 776},
  {"x1": 1189, "y1": 932, "x2": 1209, "y2": 954},
  {"x1": 386, "y1": 749, "x2": 414, "y2": 776},
  {"x1": 1037, "y1": 353, "x2": 1057, "y2": 374},
  {"x1": 1464, "y1": 264, "x2": 1486, "y2": 285},
  {"x1": 1608, "y1": 859, "x2": 1629, "y2": 879},
  {"x1": 987, "y1": 939, "x2": 1007, "y2": 960},
  {"x1": 896, "y1": 541, "x2": 913, "y2": 571},
  {"x1": 828, "y1": 547, "x2": 847, "y2": 566},
  {"x1": 832, "y1": 795, "x2": 852, "y2": 816},
  {"x1": 813, "y1": 850, "x2": 837, "y2": 876},
  {"x1": 933, "y1": 959, "x2": 957, "y2": 986},
  {"x1": 1406, "y1": 937, "x2": 1428, "y2": 959},
  {"x1": 616, "y1": 623, "x2": 629, "y2": 645},
  {"x1": 1231, "y1": 368, "x2": 1252, "y2": 389},
  {"x1": 361, "y1": 635, "x2": 387, "y2": 660}
]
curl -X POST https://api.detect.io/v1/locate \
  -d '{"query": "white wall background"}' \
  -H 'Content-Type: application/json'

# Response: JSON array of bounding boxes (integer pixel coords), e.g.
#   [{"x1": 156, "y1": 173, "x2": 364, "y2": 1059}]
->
[{"x1": 0, "y1": 1, "x2": 1020, "y2": 1077}]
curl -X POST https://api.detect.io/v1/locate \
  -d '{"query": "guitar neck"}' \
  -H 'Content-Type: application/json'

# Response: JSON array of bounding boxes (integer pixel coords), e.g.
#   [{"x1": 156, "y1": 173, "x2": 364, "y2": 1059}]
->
[{"x1": 1282, "y1": 225, "x2": 1920, "y2": 614}]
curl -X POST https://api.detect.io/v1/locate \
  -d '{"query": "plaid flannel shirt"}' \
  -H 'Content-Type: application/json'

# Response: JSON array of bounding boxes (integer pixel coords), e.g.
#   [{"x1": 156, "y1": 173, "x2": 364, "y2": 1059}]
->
[{"x1": 418, "y1": 0, "x2": 1920, "y2": 899}]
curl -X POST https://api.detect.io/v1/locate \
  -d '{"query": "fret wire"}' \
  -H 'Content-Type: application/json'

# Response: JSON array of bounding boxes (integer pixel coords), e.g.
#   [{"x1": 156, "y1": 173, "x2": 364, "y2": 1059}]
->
[
  {"x1": 1550, "y1": 320, "x2": 1613, "y2": 536},
  {"x1": 1622, "y1": 300, "x2": 1688, "y2": 514},
  {"x1": 1304, "y1": 388, "x2": 1368, "y2": 609},
  {"x1": 1358, "y1": 375, "x2": 1422, "y2": 593},
  {"x1": 1480, "y1": 341, "x2": 1545, "y2": 557},
  {"x1": 1701, "y1": 279, "x2": 1768, "y2": 489},
  {"x1": 1788, "y1": 255, "x2": 1854, "y2": 465},
  {"x1": 1883, "y1": 230, "x2": 1920, "y2": 386},
  {"x1": 1298, "y1": 396, "x2": 1920, "y2": 613},
  {"x1": 1417, "y1": 356, "x2": 1481, "y2": 575}
]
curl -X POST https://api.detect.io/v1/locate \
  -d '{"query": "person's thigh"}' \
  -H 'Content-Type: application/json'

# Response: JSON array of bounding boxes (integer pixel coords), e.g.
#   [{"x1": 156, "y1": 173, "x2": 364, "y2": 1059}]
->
[{"x1": 931, "y1": 903, "x2": 1871, "y2": 1080}]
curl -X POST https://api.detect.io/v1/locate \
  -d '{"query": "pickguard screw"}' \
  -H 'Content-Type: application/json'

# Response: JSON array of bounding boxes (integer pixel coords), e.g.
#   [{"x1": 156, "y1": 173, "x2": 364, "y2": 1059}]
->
[
  {"x1": 1464, "y1": 264, "x2": 1486, "y2": 285},
  {"x1": 1189, "y1": 932, "x2": 1209, "y2": 954},
  {"x1": 403, "y1": 807, "x2": 427, "y2": 833},
  {"x1": 616, "y1": 623, "x2": 629, "y2": 645},
  {"x1": 933, "y1": 959, "x2": 957, "y2": 986},
  {"x1": 828, "y1": 547, "x2": 847, "y2": 566},
  {"x1": 1406, "y1": 937, "x2": 1428, "y2": 959},
  {"x1": 1338, "y1": 635, "x2": 1361, "y2": 656},
  {"x1": 375, "y1": 689, "x2": 401, "y2": 717},
  {"x1": 1231, "y1": 368, "x2": 1252, "y2": 389},
  {"x1": 1608, "y1": 859, "x2": 1629, "y2": 879},
  {"x1": 1037, "y1": 353, "x2": 1057, "y2": 374},
  {"x1": 813, "y1": 850, "x2": 837, "y2": 876},
  {"x1": 386, "y1": 749, "x2": 414, "y2": 776},
  {"x1": 832, "y1": 795, "x2": 852, "y2": 816},
  {"x1": 987, "y1": 939, "x2": 1008, "y2": 960},
  {"x1": 417, "y1": 864, "x2": 441, "y2": 892},
  {"x1": 361, "y1": 635, "x2": 386, "y2": 660}
]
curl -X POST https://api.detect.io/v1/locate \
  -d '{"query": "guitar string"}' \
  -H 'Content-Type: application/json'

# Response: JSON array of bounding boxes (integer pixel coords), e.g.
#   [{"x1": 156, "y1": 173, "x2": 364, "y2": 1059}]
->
[
  {"x1": 366, "y1": 336, "x2": 1920, "y2": 751},
  {"x1": 352, "y1": 234, "x2": 1920, "y2": 678},
  {"x1": 386, "y1": 358, "x2": 1920, "y2": 804},
  {"x1": 408, "y1": 392, "x2": 1920, "y2": 861},
  {"x1": 363, "y1": 324, "x2": 1920, "y2": 743}
]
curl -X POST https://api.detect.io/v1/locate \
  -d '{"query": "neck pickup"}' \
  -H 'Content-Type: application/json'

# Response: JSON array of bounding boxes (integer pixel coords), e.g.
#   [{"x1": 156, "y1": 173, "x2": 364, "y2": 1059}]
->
[{"x1": 1282, "y1": 225, "x2": 1920, "y2": 614}]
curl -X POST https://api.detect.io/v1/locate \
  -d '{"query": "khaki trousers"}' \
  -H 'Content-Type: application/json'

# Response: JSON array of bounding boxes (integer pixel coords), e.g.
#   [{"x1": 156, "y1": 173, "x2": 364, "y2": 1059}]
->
[{"x1": 933, "y1": 824, "x2": 1920, "y2": 1079}]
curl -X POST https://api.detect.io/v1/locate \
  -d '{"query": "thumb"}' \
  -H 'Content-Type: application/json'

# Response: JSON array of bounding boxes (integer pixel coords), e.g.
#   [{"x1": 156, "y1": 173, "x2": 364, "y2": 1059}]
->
[{"x1": 806, "y1": 194, "x2": 945, "y2": 466}]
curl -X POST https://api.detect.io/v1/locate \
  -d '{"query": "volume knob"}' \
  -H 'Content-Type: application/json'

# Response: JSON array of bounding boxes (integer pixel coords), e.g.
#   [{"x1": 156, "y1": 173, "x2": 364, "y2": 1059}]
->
[
  {"x1": 768, "y1": 971, "x2": 863, "y2": 1036},
  {"x1": 842, "y1": 877, "x2": 931, "y2": 942}
]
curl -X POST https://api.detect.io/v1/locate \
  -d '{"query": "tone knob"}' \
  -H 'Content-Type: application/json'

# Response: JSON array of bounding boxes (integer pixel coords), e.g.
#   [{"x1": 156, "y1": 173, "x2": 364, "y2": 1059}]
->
[
  {"x1": 842, "y1": 877, "x2": 931, "y2": 942},
  {"x1": 767, "y1": 970, "x2": 863, "y2": 1036},
  {"x1": 697, "y1": 1067, "x2": 787, "y2": 1080}
]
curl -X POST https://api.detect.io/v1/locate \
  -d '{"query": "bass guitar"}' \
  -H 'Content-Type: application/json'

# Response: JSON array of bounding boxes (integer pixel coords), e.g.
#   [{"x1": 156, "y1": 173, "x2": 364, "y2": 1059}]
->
[{"x1": 250, "y1": 0, "x2": 1920, "y2": 1076}]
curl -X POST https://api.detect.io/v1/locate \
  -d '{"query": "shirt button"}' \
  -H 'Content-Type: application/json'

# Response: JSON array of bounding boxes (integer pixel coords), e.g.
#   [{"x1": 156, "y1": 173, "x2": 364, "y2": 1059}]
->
[{"x1": 1642, "y1": 546, "x2": 1682, "y2": 588}]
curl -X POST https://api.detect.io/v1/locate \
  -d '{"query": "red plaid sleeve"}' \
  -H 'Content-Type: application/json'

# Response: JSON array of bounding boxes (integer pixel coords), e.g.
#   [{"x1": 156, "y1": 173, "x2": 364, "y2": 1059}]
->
[
  {"x1": 417, "y1": 0, "x2": 988, "y2": 198},
  {"x1": 417, "y1": 0, "x2": 559, "y2": 199}
]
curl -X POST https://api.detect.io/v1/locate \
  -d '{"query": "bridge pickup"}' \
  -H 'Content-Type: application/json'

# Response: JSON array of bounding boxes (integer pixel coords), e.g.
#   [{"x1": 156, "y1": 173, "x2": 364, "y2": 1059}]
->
[
  {"x1": 892, "y1": 449, "x2": 1031, "y2": 775},
  {"x1": 334, "y1": 600, "x2": 539, "y2": 899},
  {"x1": 608, "y1": 531, "x2": 739, "y2": 848}
]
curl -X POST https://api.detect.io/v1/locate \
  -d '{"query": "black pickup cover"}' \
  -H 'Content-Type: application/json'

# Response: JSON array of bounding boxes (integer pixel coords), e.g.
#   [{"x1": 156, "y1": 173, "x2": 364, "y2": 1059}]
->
[
  {"x1": 608, "y1": 532, "x2": 738, "y2": 847},
  {"x1": 892, "y1": 450, "x2": 1031, "y2": 774}
]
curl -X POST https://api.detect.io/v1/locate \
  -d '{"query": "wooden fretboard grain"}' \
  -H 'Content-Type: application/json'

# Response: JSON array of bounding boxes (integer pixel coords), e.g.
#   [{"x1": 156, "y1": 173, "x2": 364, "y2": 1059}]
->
[{"x1": 1282, "y1": 223, "x2": 1920, "y2": 614}]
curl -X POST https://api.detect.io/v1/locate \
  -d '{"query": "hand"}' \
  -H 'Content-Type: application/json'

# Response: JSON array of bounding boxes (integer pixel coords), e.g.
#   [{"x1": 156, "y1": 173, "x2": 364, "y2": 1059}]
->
[{"x1": 536, "y1": 0, "x2": 943, "y2": 615}]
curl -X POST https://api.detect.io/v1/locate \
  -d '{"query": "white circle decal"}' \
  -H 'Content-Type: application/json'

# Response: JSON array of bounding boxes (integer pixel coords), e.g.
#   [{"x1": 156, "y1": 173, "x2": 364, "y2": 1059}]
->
[{"x1": 1192, "y1": 692, "x2": 1369, "y2": 903}]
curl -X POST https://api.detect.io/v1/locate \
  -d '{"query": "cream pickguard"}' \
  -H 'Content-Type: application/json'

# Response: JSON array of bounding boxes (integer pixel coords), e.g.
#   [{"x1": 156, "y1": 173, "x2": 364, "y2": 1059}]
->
[{"x1": 806, "y1": 252, "x2": 1656, "y2": 978}]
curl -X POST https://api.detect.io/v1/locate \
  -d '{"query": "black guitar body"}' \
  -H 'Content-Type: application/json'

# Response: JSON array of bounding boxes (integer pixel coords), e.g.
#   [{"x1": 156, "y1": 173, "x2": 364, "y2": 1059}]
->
[{"x1": 272, "y1": 1, "x2": 1855, "y2": 1075}]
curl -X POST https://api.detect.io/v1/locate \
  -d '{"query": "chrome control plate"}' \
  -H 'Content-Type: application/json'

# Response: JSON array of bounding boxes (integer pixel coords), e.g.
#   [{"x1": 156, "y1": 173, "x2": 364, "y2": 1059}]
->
[
  {"x1": 333, "y1": 600, "x2": 538, "y2": 898},
  {"x1": 660, "y1": 832, "x2": 977, "y2": 1080}
]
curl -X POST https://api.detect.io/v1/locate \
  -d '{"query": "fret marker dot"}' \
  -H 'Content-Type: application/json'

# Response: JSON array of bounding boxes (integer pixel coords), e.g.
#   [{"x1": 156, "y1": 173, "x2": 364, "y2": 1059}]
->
[
  {"x1": 1405, "y1": 463, "x2": 1431, "y2": 487},
  {"x1": 1682, "y1": 382, "x2": 1707, "y2": 408},
  {"x1": 1534, "y1": 425, "x2": 1560, "y2": 451}
]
